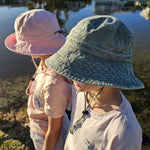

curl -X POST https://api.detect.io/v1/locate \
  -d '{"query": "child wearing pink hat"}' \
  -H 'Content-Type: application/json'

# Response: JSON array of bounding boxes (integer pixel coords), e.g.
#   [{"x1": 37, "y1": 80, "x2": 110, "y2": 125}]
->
[{"x1": 5, "y1": 9, "x2": 72, "y2": 150}]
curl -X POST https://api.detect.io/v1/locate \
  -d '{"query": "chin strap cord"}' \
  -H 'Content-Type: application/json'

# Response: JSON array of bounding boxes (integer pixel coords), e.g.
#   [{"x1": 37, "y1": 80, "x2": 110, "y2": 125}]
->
[
  {"x1": 70, "y1": 86, "x2": 104, "y2": 134},
  {"x1": 25, "y1": 57, "x2": 39, "y2": 96}
]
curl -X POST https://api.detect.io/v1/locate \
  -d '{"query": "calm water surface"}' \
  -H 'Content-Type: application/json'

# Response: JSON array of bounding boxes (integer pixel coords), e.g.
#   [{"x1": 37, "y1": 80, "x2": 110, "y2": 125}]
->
[{"x1": 0, "y1": 0, "x2": 150, "y2": 77}]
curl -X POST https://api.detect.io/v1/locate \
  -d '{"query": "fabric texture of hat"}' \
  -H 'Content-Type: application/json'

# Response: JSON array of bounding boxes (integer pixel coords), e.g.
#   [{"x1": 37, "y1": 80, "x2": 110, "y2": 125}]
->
[
  {"x1": 45, "y1": 15, "x2": 144, "y2": 89},
  {"x1": 5, "y1": 9, "x2": 65, "y2": 55}
]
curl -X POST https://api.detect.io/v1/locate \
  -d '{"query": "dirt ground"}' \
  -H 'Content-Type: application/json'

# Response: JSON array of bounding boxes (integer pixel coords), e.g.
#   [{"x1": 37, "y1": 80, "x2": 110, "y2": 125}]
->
[
  {"x1": 0, "y1": 75, "x2": 34, "y2": 150},
  {"x1": 0, "y1": 48, "x2": 150, "y2": 149}
]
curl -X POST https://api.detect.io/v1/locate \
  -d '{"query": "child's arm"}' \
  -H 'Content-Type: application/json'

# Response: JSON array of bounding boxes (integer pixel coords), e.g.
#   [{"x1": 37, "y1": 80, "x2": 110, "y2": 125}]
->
[{"x1": 42, "y1": 116, "x2": 63, "y2": 150}]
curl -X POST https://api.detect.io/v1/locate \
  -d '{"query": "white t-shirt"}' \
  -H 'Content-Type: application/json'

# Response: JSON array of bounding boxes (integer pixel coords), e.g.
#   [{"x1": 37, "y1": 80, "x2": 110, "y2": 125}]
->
[{"x1": 64, "y1": 88, "x2": 142, "y2": 150}]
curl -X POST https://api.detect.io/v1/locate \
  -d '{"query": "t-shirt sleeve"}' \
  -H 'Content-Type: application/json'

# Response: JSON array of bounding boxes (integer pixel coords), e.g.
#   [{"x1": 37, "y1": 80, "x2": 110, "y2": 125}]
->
[
  {"x1": 43, "y1": 76, "x2": 71, "y2": 118},
  {"x1": 111, "y1": 118, "x2": 142, "y2": 150}
]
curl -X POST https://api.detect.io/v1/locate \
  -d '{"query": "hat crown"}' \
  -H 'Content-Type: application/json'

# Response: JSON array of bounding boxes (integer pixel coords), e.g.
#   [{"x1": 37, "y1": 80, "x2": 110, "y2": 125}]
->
[
  {"x1": 45, "y1": 15, "x2": 144, "y2": 89},
  {"x1": 15, "y1": 9, "x2": 60, "y2": 40},
  {"x1": 5, "y1": 9, "x2": 66, "y2": 56},
  {"x1": 67, "y1": 16, "x2": 134, "y2": 62}
]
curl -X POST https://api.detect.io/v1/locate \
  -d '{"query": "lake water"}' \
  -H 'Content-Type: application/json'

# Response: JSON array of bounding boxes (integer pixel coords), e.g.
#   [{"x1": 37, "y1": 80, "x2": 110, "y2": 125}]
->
[{"x1": 0, "y1": 0, "x2": 150, "y2": 78}]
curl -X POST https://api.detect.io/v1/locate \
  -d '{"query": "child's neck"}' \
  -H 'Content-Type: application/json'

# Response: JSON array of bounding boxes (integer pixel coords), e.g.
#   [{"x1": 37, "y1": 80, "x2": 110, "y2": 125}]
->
[
  {"x1": 40, "y1": 55, "x2": 52, "y2": 71},
  {"x1": 87, "y1": 87, "x2": 122, "y2": 113}
]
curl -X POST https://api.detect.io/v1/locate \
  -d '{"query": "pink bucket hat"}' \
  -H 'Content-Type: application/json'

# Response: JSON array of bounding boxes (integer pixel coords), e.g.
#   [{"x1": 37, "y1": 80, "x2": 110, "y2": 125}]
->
[{"x1": 5, "y1": 9, "x2": 66, "y2": 55}]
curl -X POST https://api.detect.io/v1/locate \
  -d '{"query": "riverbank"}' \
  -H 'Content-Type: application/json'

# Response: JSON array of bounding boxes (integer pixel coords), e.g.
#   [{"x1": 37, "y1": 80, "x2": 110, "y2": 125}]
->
[
  {"x1": 0, "y1": 75, "x2": 34, "y2": 149},
  {"x1": 0, "y1": 49, "x2": 150, "y2": 149}
]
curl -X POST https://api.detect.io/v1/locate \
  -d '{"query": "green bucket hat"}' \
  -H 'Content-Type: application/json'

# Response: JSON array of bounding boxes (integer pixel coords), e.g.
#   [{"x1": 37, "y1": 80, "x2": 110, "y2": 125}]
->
[{"x1": 45, "y1": 15, "x2": 144, "y2": 89}]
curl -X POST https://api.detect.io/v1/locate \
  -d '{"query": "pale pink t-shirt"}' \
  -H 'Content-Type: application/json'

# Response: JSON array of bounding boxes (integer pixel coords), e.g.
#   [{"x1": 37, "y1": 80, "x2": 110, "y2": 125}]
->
[{"x1": 27, "y1": 66, "x2": 72, "y2": 136}]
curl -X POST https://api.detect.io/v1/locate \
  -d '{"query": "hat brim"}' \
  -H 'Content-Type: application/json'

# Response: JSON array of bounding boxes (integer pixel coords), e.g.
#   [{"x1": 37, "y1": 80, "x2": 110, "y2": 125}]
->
[
  {"x1": 5, "y1": 33, "x2": 17, "y2": 53},
  {"x1": 45, "y1": 42, "x2": 144, "y2": 89},
  {"x1": 5, "y1": 33, "x2": 66, "y2": 56}
]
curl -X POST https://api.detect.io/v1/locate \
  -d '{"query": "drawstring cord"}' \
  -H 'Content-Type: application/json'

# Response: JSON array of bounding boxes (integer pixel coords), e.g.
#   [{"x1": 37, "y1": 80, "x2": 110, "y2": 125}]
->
[
  {"x1": 26, "y1": 29, "x2": 67, "y2": 95},
  {"x1": 25, "y1": 57, "x2": 39, "y2": 96},
  {"x1": 54, "y1": 30, "x2": 64, "y2": 34},
  {"x1": 25, "y1": 73, "x2": 37, "y2": 96},
  {"x1": 70, "y1": 86, "x2": 104, "y2": 134},
  {"x1": 54, "y1": 30, "x2": 68, "y2": 37},
  {"x1": 32, "y1": 57, "x2": 39, "y2": 71}
]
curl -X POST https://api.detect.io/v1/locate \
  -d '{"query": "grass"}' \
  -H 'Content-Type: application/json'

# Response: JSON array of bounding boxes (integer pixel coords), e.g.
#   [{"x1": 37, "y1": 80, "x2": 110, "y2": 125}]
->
[
  {"x1": 123, "y1": 48, "x2": 150, "y2": 149},
  {"x1": 0, "y1": 49, "x2": 150, "y2": 149},
  {"x1": 0, "y1": 75, "x2": 34, "y2": 150}
]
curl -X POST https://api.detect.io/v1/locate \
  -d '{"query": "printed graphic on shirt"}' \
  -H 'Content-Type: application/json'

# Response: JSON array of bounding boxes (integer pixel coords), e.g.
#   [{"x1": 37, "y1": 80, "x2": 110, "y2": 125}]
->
[
  {"x1": 84, "y1": 138, "x2": 97, "y2": 150},
  {"x1": 33, "y1": 94, "x2": 41, "y2": 108}
]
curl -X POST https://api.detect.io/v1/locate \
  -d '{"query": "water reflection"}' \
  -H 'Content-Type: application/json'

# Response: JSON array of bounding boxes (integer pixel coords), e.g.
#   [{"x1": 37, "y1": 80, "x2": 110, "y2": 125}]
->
[
  {"x1": 26, "y1": 0, "x2": 92, "y2": 27},
  {"x1": 140, "y1": 6, "x2": 150, "y2": 20},
  {"x1": 0, "y1": 0, "x2": 149, "y2": 73},
  {"x1": 26, "y1": 0, "x2": 150, "y2": 33},
  {"x1": 1, "y1": 0, "x2": 150, "y2": 25},
  {"x1": 93, "y1": 0, "x2": 150, "y2": 16},
  {"x1": 7, "y1": 0, "x2": 89, "y2": 29},
  {"x1": 25, "y1": 0, "x2": 150, "y2": 22}
]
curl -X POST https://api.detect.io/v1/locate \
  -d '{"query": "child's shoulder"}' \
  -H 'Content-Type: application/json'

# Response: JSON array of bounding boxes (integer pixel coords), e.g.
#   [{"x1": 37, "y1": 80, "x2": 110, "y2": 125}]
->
[
  {"x1": 109, "y1": 94, "x2": 142, "y2": 136},
  {"x1": 44, "y1": 68, "x2": 71, "y2": 87}
]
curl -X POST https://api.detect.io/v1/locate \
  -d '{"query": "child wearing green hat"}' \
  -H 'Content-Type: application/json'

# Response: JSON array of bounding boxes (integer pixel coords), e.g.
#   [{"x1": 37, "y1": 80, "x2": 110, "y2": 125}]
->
[{"x1": 45, "y1": 15, "x2": 144, "y2": 150}]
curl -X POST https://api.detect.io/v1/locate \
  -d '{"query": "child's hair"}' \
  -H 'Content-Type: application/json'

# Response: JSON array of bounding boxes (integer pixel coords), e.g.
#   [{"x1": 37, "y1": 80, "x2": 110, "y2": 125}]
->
[{"x1": 45, "y1": 15, "x2": 144, "y2": 90}]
